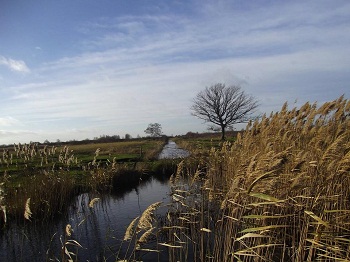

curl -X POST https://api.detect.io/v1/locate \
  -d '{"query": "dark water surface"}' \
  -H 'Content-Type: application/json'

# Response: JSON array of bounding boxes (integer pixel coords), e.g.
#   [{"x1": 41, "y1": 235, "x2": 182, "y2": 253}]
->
[{"x1": 0, "y1": 176, "x2": 171, "y2": 261}]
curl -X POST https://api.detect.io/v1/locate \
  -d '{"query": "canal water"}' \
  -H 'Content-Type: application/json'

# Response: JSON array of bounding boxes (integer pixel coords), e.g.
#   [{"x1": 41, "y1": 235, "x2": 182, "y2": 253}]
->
[
  {"x1": 158, "y1": 140, "x2": 190, "y2": 159},
  {"x1": 0, "y1": 176, "x2": 171, "y2": 262}
]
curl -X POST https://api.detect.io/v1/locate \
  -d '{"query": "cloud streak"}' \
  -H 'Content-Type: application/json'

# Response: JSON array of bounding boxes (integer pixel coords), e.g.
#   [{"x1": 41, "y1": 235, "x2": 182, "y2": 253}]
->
[
  {"x1": 1, "y1": 1, "x2": 350, "y2": 144},
  {"x1": 0, "y1": 116, "x2": 20, "y2": 127},
  {"x1": 0, "y1": 56, "x2": 30, "y2": 73}
]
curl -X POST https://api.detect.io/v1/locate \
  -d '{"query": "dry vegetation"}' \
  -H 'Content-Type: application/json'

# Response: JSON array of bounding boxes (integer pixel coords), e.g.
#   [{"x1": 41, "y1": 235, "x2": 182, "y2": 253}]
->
[
  {"x1": 123, "y1": 96, "x2": 350, "y2": 261},
  {"x1": 0, "y1": 139, "x2": 168, "y2": 226},
  {"x1": 1, "y1": 96, "x2": 349, "y2": 261}
]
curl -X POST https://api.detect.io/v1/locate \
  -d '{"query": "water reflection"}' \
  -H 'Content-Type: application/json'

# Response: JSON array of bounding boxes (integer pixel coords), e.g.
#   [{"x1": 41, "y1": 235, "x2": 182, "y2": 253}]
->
[{"x1": 0, "y1": 175, "x2": 171, "y2": 261}]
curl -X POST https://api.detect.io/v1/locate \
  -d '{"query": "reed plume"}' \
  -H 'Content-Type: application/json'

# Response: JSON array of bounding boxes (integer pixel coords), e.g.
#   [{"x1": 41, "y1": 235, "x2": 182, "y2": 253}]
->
[
  {"x1": 136, "y1": 227, "x2": 154, "y2": 249},
  {"x1": 24, "y1": 198, "x2": 32, "y2": 220},
  {"x1": 137, "y1": 201, "x2": 162, "y2": 232},
  {"x1": 88, "y1": 197, "x2": 100, "y2": 208},
  {"x1": 160, "y1": 96, "x2": 350, "y2": 261},
  {"x1": 0, "y1": 183, "x2": 6, "y2": 226},
  {"x1": 65, "y1": 224, "x2": 73, "y2": 237},
  {"x1": 123, "y1": 216, "x2": 139, "y2": 241}
]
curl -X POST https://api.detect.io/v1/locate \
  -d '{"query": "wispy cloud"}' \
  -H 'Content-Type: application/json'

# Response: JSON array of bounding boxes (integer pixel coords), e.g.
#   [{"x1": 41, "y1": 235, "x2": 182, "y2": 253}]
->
[
  {"x1": 1, "y1": 1, "x2": 349, "y2": 144},
  {"x1": 0, "y1": 56, "x2": 30, "y2": 73},
  {"x1": 43, "y1": 1, "x2": 350, "y2": 74},
  {"x1": 0, "y1": 116, "x2": 20, "y2": 127}
]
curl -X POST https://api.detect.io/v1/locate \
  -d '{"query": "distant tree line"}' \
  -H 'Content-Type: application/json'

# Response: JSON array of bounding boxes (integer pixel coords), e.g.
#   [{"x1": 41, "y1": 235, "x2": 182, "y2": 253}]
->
[{"x1": 35, "y1": 129, "x2": 164, "y2": 147}]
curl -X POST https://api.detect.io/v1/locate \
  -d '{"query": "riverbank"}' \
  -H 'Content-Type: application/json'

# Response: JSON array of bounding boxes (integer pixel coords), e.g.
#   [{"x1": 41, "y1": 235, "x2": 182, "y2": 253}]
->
[
  {"x1": 0, "y1": 176, "x2": 172, "y2": 261},
  {"x1": 0, "y1": 138, "x2": 178, "y2": 224},
  {"x1": 0, "y1": 138, "x2": 187, "y2": 261},
  {"x1": 0, "y1": 137, "x2": 196, "y2": 261}
]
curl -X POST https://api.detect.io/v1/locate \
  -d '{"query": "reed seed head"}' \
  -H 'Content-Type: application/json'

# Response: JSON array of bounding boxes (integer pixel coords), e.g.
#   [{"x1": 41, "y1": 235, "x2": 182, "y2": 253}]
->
[
  {"x1": 88, "y1": 198, "x2": 100, "y2": 208},
  {"x1": 65, "y1": 224, "x2": 73, "y2": 237},
  {"x1": 24, "y1": 198, "x2": 32, "y2": 220},
  {"x1": 123, "y1": 216, "x2": 139, "y2": 241}
]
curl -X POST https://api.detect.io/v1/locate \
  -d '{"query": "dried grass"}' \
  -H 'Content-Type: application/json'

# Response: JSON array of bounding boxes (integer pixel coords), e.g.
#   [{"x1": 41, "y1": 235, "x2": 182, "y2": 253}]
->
[
  {"x1": 123, "y1": 216, "x2": 139, "y2": 241},
  {"x1": 24, "y1": 198, "x2": 32, "y2": 220},
  {"x1": 137, "y1": 201, "x2": 162, "y2": 233},
  {"x1": 154, "y1": 96, "x2": 350, "y2": 261},
  {"x1": 88, "y1": 197, "x2": 100, "y2": 208},
  {"x1": 65, "y1": 224, "x2": 73, "y2": 237}
]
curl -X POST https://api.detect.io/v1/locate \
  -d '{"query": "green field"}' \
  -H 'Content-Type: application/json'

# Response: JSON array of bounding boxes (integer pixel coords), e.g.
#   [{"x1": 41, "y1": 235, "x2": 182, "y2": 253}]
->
[{"x1": 0, "y1": 138, "x2": 178, "y2": 223}]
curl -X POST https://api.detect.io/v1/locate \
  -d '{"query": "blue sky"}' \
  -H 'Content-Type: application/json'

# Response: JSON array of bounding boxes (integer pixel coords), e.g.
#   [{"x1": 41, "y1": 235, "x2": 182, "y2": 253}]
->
[{"x1": 0, "y1": 0, "x2": 349, "y2": 144}]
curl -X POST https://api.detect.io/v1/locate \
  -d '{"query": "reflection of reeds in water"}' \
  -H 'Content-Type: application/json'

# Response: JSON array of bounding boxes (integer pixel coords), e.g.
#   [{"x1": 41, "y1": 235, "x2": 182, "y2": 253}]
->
[{"x1": 59, "y1": 199, "x2": 100, "y2": 262}]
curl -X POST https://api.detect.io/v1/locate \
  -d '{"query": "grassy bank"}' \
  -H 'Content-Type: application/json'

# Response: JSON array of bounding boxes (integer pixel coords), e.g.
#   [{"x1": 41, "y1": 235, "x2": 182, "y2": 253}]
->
[
  {"x1": 0, "y1": 138, "x2": 177, "y2": 225},
  {"x1": 123, "y1": 96, "x2": 350, "y2": 261}
]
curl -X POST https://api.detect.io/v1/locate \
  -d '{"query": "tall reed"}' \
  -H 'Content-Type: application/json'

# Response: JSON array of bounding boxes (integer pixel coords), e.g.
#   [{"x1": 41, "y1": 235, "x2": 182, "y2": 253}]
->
[
  {"x1": 198, "y1": 96, "x2": 350, "y2": 261},
  {"x1": 123, "y1": 96, "x2": 350, "y2": 261}
]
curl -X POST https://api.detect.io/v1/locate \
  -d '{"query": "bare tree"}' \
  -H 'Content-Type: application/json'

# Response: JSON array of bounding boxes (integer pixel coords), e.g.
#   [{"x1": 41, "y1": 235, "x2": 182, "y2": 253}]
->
[
  {"x1": 191, "y1": 83, "x2": 259, "y2": 140},
  {"x1": 144, "y1": 123, "x2": 162, "y2": 137}
]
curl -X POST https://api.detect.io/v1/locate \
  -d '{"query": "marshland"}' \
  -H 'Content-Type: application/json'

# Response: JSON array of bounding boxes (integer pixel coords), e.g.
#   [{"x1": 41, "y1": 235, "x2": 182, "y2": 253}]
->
[{"x1": 1, "y1": 96, "x2": 350, "y2": 261}]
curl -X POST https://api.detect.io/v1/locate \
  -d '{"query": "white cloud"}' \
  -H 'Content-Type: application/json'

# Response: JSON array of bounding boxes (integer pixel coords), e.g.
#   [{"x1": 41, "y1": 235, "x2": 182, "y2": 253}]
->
[
  {"x1": 0, "y1": 116, "x2": 20, "y2": 127},
  {"x1": 1, "y1": 1, "x2": 350, "y2": 144},
  {"x1": 0, "y1": 56, "x2": 30, "y2": 73}
]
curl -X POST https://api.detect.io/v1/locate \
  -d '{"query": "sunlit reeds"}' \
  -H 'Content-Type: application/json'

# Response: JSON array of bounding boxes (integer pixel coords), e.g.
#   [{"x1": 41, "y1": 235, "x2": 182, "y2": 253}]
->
[
  {"x1": 122, "y1": 96, "x2": 350, "y2": 261},
  {"x1": 124, "y1": 216, "x2": 140, "y2": 241},
  {"x1": 23, "y1": 198, "x2": 32, "y2": 221},
  {"x1": 0, "y1": 182, "x2": 6, "y2": 226},
  {"x1": 3, "y1": 96, "x2": 349, "y2": 261},
  {"x1": 121, "y1": 202, "x2": 163, "y2": 260}
]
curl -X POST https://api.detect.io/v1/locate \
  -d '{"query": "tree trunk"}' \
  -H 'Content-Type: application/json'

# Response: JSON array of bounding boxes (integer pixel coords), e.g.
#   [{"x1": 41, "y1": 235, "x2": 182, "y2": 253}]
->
[{"x1": 221, "y1": 125, "x2": 226, "y2": 140}]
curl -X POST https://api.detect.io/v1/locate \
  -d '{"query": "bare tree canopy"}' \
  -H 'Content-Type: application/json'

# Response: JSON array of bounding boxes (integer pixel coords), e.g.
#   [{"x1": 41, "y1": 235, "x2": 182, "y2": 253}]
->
[{"x1": 191, "y1": 83, "x2": 259, "y2": 140}]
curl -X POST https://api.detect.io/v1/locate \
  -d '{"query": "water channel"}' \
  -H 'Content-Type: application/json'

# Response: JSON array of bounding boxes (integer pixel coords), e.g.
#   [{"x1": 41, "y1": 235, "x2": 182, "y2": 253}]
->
[
  {"x1": 158, "y1": 140, "x2": 190, "y2": 159},
  {"x1": 1, "y1": 176, "x2": 171, "y2": 262},
  {"x1": 0, "y1": 140, "x2": 189, "y2": 261}
]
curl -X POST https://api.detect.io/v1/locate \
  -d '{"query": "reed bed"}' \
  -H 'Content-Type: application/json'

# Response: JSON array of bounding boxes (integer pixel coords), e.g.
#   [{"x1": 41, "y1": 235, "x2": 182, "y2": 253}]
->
[
  {"x1": 0, "y1": 139, "x2": 167, "y2": 226},
  {"x1": 124, "y1": 96, "x2": 350, "y2": 261}
]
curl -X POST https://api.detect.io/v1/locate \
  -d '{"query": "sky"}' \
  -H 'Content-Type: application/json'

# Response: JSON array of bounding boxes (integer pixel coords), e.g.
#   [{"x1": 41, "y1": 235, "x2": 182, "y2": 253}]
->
[{"x1": 0, "y1": 0, "x2": 349, "y2": 144}]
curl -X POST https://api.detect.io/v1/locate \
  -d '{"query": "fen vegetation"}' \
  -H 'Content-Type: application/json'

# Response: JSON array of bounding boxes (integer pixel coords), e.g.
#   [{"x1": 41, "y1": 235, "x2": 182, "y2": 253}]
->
[
  {"x1": 123, "y1": 95, "x2": 350, "y2": 261},
  {"x1": 0, "y1": 138, "x2": 173, "y2": 225},
  {"x1": 1, "y1": 96, "x2": 350, "y2": 262}
]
